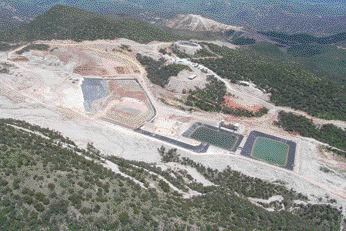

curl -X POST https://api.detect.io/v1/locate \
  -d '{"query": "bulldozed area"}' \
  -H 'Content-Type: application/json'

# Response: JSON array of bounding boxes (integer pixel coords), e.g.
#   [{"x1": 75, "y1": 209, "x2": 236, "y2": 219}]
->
[
  {"x1": 82, "y1": 78, "x2": 155, "y2": 128},
  {"x1": 0, "y1": 39, "x2": 345, "y2": 219}
]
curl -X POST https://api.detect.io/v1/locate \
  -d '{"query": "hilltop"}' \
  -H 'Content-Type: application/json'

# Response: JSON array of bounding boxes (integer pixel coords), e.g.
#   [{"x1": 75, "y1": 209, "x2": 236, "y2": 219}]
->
[
  {"x1": 0, "y1": 5, "x2": 181, "y2": 43},
  {"x1": 2, "y1": 0, "x2": 346, "y2": 35},
  {"x1": 166, "y1": 14, "x2": 243, "y2": 33}
]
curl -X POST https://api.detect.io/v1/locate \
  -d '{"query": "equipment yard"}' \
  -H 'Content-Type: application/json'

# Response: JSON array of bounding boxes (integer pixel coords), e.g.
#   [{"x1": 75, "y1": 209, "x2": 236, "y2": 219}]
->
[{"x1": 0, "y1": 38, "x2": 346, "y2": 218}]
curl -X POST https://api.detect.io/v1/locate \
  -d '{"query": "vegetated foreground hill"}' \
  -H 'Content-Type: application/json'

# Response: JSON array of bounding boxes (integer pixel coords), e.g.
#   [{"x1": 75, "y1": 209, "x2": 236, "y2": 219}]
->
[
  {"x1": 197, "y1": 43, "x2": 346, "y2": 121},
  {"x1": 0, "y1": 118, "x2": 342, "y2": 230},
  {"x1": 0, "y1": 5, "x2": 181, "y2": 43}
]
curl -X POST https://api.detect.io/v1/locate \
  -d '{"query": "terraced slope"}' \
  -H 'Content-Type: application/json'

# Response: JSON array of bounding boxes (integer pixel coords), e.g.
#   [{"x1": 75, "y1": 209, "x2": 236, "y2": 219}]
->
[{"x1": 166, "y1": 14, "x2": 242, "y2": 32}]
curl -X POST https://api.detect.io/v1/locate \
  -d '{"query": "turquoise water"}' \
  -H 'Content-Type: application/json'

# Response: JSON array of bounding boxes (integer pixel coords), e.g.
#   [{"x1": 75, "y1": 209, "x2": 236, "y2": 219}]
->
[{"x1": 252, "y1": 137, "x2": 289, "y2": 166}]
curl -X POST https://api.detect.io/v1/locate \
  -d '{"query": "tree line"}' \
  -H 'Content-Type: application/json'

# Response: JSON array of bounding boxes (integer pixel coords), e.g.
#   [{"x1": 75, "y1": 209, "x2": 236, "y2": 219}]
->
[
  {"x1": 276, "y1": 111, "x2": 346, "y2": 156},
  {"x1": 136, "y1": 54, "x2": 189, "y2": 87},
  {"x1": 186, "y1": 76, "x2": 268, "y2": 117},
  {"x1": 197, "y1": 43, "x2": 346, "y2": 120}
]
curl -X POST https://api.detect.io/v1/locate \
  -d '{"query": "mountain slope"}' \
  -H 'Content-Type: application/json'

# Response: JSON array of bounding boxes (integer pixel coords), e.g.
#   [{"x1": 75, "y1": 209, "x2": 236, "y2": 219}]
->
[
  {"x1": 2, "y1": 0, "x2": 346, "y2": 35},
  {"x1": 196, "y1": 43, "x2": 346, "y2": 120},
  {"x1": 166, "y1": 14, "x2": 243, "y2": 32},
  {"x1": 0, "y1": 2, "x2": 28, "y2": 29},
  {"x1": 261, "y1": 31, "x2": 346, "y2": 45},
  {"x1": 128, "y1": 0, "x2": 346, "y2": 35},
  {"x1": 0, "y1": 5, "x2": 181, "y2": 43},
  {"x1": 0, "y1": 119, "x2": 342, "y2": 230}
]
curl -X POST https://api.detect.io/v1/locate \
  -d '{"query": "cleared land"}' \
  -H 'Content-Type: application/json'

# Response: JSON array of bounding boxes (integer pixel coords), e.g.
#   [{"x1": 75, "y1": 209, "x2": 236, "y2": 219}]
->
[
  {"x1": 1, "y1": 39, "x2": 346, "y2": 221},
  {"x1": 82, "y1": 78, "x2": 156, "y2": 129}
]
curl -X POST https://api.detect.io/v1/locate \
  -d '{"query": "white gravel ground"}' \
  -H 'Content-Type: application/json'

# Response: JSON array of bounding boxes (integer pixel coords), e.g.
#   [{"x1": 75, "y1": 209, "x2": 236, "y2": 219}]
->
[{"x1": 1, "y1": 44, "x2": 345, "y2": 218}]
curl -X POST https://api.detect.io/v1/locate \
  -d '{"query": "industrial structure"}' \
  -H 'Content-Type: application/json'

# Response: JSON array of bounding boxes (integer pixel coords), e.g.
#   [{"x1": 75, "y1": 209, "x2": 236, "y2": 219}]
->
[{"x1": 173, "y1": 40, "x2": 202, "y2": 55}]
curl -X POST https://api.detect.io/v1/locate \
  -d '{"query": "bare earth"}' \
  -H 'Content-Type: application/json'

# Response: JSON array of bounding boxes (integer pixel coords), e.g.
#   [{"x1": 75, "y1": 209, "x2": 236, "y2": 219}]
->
[{"x1": 0, "y1": 39, "x2": 345, "y2": 217}]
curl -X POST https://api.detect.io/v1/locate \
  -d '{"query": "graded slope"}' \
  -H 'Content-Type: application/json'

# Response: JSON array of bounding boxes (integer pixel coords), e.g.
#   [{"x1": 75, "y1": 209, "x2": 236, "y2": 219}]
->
[{"x1": 166, "y1": 14, "x2": 243, "y2": 32}]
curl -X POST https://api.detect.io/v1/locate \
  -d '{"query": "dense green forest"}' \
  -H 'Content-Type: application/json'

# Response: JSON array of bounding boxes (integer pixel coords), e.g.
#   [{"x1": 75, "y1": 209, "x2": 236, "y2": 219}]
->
[
  {"x1": 0, "y1": 119, "x2": 342, "y2": 230},
  {"x1": 196, "y1": 44, "x2": 346, "y2": 120},
  {"x1": 256, "y1": 33, "x2": 346, "y2": 84},
  {"x1": 288, "y1": 45, "x2": 346, "y2": 84},
  {"x1": 250, "y1": 43, "x2": 346, "y2": 84},
  {"x1": 287, "y1": 44, "x2": 325, "y2": 57},
  {"x1": 0, "y1": 5, "x2": 181, "y2": 44},
  {"x1": 136, "y1": 54, "x2": 189, "y2": 87},
  {"x1": 261, "y1": 32, "x2": 346, "y2": 45},
  {"x1": 186, "y1": 76, "x2": 227, "y2": 112},
  {"x1": 231, "y1": 37, "x2": 256, "y2": 45},
  {"x1": 277, "y1": 112, "x2": 346, "y2": 155},
  {"x1": 0, "y1": 42, "x2": 18, "y2": 51}
]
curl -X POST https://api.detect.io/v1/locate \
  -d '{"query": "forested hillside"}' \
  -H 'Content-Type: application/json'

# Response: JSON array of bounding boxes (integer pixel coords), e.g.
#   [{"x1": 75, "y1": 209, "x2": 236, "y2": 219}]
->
[
  {"x1": 185, "y1": 76, "x2": 268, "y2": 117},
  {"x1": 0, "y1": 119, "x2": 342, "y2": 230},
  {"x1": 0, "y1": 5, "x2": 181, "y2": 43},
  {"x1": 261, "y1": 32, "x2": 346, "y2": 45},
  {"x1": 136, "y1": 54, "x2": 189, "y2": 87},
  {"x1": 2, "y1": 0, "x2": 346, "y2": 34},
  {"x1": 277, "y1": 111, "x2": 346, "y2": 156},
  {"x1": 251, "y1": 43, "x2": 346, "y2": 85},
  {"x1": 196, "y1": 44, "x2": 346, "y2": 120}
]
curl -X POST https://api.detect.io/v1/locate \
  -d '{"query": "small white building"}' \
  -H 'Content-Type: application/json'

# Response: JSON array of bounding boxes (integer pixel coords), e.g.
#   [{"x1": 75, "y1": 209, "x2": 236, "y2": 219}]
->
[
  {"x1": 188, "y1": 75, "x2": 197, "y2": 80},
  {"x1": 219, "y1": 121, "x2": 240, "y2": 132}
]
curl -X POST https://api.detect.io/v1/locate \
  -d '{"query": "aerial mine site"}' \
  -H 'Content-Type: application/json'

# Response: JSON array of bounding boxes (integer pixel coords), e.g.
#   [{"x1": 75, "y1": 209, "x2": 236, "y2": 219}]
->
[
  {"x1": 0, "y1": 2, "x2": 346, "y2": 230},
  {"x1": 1, "y1": 38, "x2": 346, "y2": 212}
]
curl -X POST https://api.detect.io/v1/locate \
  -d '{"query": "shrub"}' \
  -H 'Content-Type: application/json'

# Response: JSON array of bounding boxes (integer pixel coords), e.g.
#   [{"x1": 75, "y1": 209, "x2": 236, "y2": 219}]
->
[
  {"x1": 158, "y1": 180, "x2": 170, "y2": 193},
  {"x1": 48, "y1": 183, "x2": 55, "y2": 191}
]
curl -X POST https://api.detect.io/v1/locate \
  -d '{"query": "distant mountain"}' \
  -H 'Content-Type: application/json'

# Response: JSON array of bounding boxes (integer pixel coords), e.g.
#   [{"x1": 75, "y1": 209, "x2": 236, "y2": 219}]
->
[
  {"x1": 1, "y1": 0, "x2": 345, "y2": 35},
  {"x1": 0, "y1": 0, "x2": 138, "y2": 32},
  {"x1": 126, "y1": 0, "x2": 346, "y2": 35},
  {"x1": 0, "y1": 5, "x2": 181, "y2": 43},
  {"x1": 166, "y1": 14, "x2": 243, "y2": 33},
  {"x1": 0, "y1": 2, "x2": 29, "y2": 29}
]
